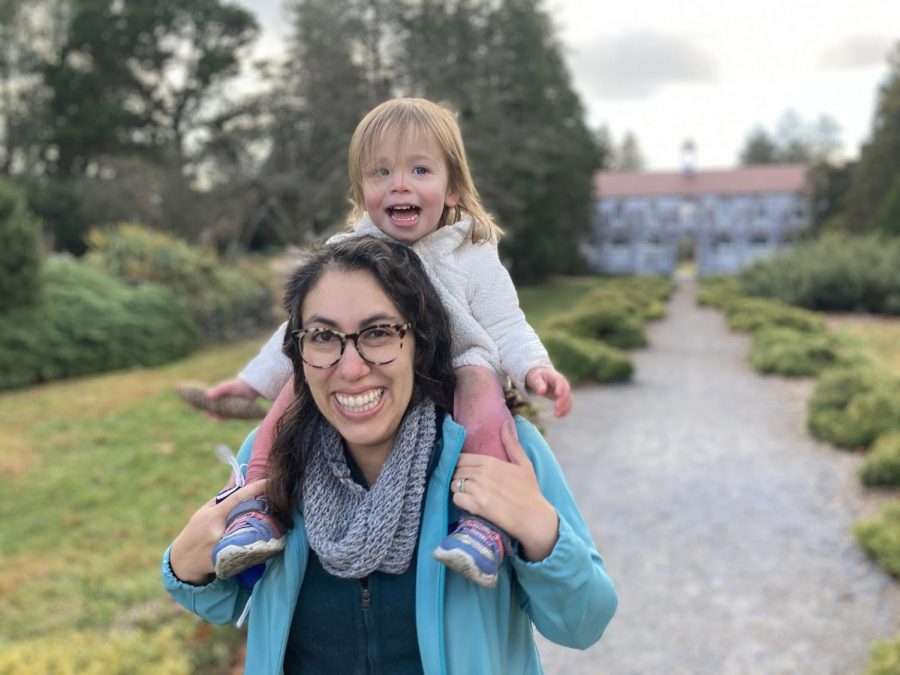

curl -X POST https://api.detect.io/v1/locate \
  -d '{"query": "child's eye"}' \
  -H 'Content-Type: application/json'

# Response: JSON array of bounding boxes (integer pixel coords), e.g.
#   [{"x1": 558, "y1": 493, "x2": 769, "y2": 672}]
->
[
  {"x1": 413, "y1": 166, "x2": 429, "y2": 175},
  {"x1": 374, "y1": 167, "x2": 389, "y2": 177}
]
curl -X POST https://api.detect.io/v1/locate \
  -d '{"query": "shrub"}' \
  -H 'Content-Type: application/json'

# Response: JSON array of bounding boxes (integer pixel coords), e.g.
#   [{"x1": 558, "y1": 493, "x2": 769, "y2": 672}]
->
[
  {"x1": 725, "y1": 297, "x2": 824, "y2": 334},
  {"x1": 580, "y1": 285, "x2": 665, "y2": 322},
  {"x1": 739, "y1": 234, "x2": 900, "y2": 315},
  {"x1": 807, "y1": 366, "x2": 900, "y2": 450},
  {"x1": 0, "y1": 627, "x2": 191, "y2": 674},
  {"x1": 545, "y1": 303, "x2": 647, "y2": 350},
  {"x1": 0, "y1": 258, "x2": 200, "y2": 389},
  {"x1": 541, "y1": 330, "x2": 633, "y2": 384},
  {"x1": 0, "y1": 178, "x2": 43, "y2": 313},
  {"x1": 854, "y1": 500, "x2": 900, "y2": 578},
  {"x1": 696, "y1": 276, "x2": 742, "y2": 310},
  {"x1": 867, "y1": 635, "x2": 900, "y2": 675},
  {"x1": 85, "y1": 224, "x2": 274, "y2": 342},
  {"x1": 859, "y1": 432, "x2": 900, "y2": 487},
  {"x1": 749, "y1": 327, "x2": 840, "y2": 377}
]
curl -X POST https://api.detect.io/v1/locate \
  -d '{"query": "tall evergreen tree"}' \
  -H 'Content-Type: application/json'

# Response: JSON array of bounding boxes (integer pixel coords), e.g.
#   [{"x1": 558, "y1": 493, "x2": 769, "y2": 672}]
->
[
  {"x1": 846, "y1": 42, "x2": 900, "y2": 231},
  {"x1": 43, "y1": 0, "x2": 258, "y2": 178},
  {"x1": 252, "y1": 0, "x2": 387, "y2": 246},
  {"x1": 739, "y1": 127, "x2": 779, "y2": 165},
  {"x1": 614, "y1": 132, "x2": 645, "y2": 171},
  {"x1": 473, "y1": 0, "x2": 600, "y2": 282}
]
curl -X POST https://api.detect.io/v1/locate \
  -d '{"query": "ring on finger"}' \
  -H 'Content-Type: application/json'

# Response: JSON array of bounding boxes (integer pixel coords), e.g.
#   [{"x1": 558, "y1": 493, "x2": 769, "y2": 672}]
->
[{"x1": 456, "y1": 477, "x2": 468, "y2": 494}]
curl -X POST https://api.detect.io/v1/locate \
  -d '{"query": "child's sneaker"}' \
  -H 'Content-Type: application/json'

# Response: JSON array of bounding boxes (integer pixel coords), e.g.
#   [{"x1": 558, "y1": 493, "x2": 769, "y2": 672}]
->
[
  {"x1": 212, "y1": 497, "x2": 285, "y2": 580},
  {"x1": 432, "y1": 516, "x2": 510, "y2": 588}
]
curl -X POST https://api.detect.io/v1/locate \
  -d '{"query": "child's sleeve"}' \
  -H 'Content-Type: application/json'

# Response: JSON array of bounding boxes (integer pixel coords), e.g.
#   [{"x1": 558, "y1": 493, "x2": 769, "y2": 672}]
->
[
  {"x1": 238, "y1": 322, "x2": 293, "y2": 401},
  {"x1": 465, "y1": 245, "x2": 552, "y2": 392}
]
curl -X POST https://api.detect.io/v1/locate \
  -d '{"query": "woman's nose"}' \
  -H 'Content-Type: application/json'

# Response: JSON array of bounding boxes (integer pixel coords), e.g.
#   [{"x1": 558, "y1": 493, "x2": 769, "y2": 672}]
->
[{"x1": 335, "y1": 339, "x2": 370, "y2": 378}]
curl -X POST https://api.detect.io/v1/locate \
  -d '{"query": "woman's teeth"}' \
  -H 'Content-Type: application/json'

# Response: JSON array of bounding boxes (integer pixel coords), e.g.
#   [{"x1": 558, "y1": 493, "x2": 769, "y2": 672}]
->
[{"x1": 335, "y1": 388, "x2": 384, "y2": 412}]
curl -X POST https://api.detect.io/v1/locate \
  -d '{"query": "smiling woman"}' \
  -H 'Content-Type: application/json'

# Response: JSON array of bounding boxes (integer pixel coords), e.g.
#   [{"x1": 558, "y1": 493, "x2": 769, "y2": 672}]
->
[{"x1": 162, "y1": 236, "x2": 617, "y2": 674}]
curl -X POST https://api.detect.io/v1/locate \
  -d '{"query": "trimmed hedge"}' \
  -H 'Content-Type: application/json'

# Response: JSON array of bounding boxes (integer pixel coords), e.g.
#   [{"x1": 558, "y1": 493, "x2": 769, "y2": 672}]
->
[
  {"x1": 749, "y1": 326, "x2": 841, "y2": 377},
  {"x1": 0, "y1": 258, "x2": 200, "y2": 389},
  {"x1": 696, "y1": 275, "x2": 742, "y2": 310},
  {"x1": 855, "y1": 501, "x2": 900, "y2": 578},
  {"x1": 859, "y1": 432, "x2": 900, "y2": 487},
  {"x1": 541, "y1": 330, "x2": 633, "y2": 384},
  {"x1": 0, "y1": 178, "x2": 43, "y2": 313},
  {"x1": 739, "y1": 234, "x2": 900, "y2": 315},
  {"x1": 807, "y1": 366, "x2": 900, "y2": 450},
  {"x1": 85, "y1": 224, "x2": 274, "y2": 342},
  {"x1": 545, "y1": 303, "x2": 647, "y2": 350},
  {"x1": 725, "y1": 297, "x2": 825, "y2": 335}
]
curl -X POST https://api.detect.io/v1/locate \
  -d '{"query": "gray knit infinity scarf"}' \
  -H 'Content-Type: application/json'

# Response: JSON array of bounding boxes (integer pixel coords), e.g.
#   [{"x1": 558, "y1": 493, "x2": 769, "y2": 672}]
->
[{"x1": 303, "y1": 397, "x2": 437, "y2": 578}]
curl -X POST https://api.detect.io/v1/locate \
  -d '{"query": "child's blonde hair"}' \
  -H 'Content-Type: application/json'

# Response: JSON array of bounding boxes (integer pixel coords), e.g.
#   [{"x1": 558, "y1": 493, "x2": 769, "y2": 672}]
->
[{"x1": 347, "y1": 97, "x2": 501, "y2": 244}]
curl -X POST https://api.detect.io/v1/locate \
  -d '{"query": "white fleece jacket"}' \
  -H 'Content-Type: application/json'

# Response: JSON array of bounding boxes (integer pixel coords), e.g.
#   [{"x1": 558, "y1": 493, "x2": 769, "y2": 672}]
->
[{"x1": 239, "y1": 215, "x2": 551, "y2": 400}]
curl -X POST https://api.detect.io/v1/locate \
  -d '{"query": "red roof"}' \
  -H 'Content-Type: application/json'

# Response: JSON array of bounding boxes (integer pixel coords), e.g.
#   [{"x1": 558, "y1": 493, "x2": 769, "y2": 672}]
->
[{"x1": 595, "y1": 164, "x2": 808, "y2": 198}]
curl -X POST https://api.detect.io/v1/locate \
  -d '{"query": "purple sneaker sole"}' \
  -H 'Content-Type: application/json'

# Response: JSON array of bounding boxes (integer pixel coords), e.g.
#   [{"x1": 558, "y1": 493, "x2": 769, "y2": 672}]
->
[
  {"x1": 214, "y1": 535, "x2": 285, "y2": 580},
  {"x1": 433, "y1": 538, "x2": 500, "y2": 588},
  {"x1": 433, "y1": 517, "x2": 508, "y2": 589},
  {"x1": 212, "y1": 497, "x2": 285, "y2": 580}
]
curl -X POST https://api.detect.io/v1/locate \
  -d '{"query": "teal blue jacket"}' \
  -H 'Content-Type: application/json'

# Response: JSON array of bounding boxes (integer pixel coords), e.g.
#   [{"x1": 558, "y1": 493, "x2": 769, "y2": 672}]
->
[{"x1": 162, "y1": 415, "x2": 617, "y2": 674}]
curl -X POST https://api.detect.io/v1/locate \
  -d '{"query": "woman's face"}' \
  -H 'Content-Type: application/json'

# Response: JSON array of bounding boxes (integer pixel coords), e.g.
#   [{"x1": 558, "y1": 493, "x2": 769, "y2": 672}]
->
[{"x1": 300, "y1": 267, "x2": 416, "y2": 468}]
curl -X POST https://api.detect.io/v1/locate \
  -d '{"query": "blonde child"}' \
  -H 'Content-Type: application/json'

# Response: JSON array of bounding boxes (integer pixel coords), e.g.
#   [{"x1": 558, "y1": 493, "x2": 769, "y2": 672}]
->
[{"x1": 209, "y1": 98, "x2": 572, "y2": 588}]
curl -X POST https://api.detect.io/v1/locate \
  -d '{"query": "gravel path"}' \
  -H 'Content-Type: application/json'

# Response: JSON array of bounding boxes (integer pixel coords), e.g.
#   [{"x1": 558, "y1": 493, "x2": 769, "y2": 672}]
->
[{"x1": 536, "y1": 280, "x2": 900, "y2": 675}]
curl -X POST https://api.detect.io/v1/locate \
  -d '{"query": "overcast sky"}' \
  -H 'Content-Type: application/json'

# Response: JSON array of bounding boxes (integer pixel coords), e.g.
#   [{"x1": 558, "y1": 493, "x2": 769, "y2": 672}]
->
[{"x1": 236, "y1": 0, "x2": 900, "y2": 170}]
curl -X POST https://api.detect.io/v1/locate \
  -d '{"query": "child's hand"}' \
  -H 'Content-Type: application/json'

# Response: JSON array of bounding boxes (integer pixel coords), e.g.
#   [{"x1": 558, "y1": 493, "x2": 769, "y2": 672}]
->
[{"x1": 525, "y1": 366, "x2": 572, "y2": 417}]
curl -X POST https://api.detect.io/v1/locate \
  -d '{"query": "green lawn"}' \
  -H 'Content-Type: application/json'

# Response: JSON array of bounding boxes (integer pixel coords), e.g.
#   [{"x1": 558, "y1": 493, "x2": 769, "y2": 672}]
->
[
  {"x1": 0, "y1": 339, "x2": 264, "y2": 672},
  {"x1": 517, "y1": 275, "x2": 609, "y2": 329}
]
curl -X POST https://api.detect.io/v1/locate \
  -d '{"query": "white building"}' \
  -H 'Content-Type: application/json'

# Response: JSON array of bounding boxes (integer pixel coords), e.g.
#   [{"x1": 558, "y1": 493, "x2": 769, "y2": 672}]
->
[{"x1": 583, "y1": 164, "x2": 809, "y2": 276}]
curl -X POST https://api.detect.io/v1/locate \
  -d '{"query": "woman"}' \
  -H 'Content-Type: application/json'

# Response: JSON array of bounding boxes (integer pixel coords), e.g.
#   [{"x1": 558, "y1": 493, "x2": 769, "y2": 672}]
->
[{"x1": 163, "y1": 237, "x2": 617, "y2": 674}]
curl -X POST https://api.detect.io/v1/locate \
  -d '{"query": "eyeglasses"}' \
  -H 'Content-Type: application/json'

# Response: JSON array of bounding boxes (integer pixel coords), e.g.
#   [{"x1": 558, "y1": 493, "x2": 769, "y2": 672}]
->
[{"x1": 291, "y1": 322, "x2": 412, "y2": 369}]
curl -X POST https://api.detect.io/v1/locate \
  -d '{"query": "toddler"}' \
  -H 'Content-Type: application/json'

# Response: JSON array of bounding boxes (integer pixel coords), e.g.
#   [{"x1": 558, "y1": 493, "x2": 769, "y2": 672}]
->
[{"x1": 209, "y1": 97, "x2": 572, "y2": 588}]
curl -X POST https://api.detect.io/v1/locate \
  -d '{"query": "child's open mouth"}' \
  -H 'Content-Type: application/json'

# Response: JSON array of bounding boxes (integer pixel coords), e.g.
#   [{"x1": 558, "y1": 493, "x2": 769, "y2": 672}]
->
[{"x1": 388, "y1": 205, "x2": 421, "y2": 225}]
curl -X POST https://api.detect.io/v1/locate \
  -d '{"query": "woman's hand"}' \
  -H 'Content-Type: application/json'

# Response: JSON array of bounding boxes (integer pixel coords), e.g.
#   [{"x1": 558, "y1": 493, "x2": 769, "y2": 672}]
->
[
  {"x1": 451, "y1": 420, "x2": 559, "y2": 562},
  {"x1": 169, "y1": 480, "x2": 266, "y2": 585}
]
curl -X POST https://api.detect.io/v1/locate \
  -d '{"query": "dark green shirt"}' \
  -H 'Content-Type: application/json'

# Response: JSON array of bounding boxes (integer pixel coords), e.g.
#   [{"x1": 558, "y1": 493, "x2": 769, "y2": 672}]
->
[{"x1": 284, "y1": 441, "x2": 440, "y2": 675}]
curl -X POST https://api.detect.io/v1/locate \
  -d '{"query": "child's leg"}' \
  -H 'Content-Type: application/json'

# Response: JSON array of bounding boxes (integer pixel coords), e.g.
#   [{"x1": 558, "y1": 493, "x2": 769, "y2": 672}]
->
[
  {"x1": 453, "y1": 365, "x2": 513, "y2": 461},
  {"x1": 434, "y1": 365, "x2": 513, "y2": 589},
  {"x1": 246, "y1": 378, "x2": 294, "y2": 482},
  {"x1": 212, "y1": 378, "x2": 294, "y2": 580}
]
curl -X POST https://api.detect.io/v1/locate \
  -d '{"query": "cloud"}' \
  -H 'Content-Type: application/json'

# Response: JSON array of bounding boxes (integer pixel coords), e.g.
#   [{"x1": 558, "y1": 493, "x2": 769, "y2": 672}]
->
[
  {"x1": 818, "y1": 35, "x2": 894, "y2": 70},
  {"x1": 569, "y1": 31, "x2": 718, "y2": 99}
]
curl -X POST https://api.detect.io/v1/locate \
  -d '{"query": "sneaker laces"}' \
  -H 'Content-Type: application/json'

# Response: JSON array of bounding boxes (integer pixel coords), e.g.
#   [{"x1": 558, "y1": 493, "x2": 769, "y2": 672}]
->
[
  {"x1": 455, "y1": 518, "x2": 506, "y2": 558},
  {"x1": 214, "y1": 443, "x2": 247, "y2": 503}
]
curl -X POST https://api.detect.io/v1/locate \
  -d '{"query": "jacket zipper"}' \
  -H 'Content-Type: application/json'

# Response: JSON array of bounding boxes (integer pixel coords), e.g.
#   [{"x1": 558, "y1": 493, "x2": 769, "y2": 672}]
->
[{"x1": 360, "y1": 576, "x2": 376, "y2": 673}]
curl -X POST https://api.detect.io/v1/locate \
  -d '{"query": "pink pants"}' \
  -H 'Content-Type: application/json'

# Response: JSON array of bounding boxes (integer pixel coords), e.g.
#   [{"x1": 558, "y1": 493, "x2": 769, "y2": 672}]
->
[{"x1": 237, "y1": 364, "x2": 511, "y2": 487}]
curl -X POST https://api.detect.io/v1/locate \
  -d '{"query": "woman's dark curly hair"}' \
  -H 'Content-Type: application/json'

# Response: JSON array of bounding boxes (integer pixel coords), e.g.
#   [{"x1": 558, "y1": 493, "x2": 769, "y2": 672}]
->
[{"x1": 267, "y1": 236, "x2": 456, "y2": 525}]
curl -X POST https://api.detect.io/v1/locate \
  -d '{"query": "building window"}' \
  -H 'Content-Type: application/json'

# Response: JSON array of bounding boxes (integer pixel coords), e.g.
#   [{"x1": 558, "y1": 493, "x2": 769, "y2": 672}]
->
[
  {"x1": 749, "y1": 230, "x2": 769, "y2": 245},
  {"x1": 611, "y1": 229, "x2": 631, "y2": 245}
]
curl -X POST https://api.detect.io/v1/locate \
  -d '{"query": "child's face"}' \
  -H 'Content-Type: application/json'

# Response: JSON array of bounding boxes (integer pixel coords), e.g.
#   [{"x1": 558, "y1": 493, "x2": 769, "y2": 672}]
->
[{"x1": 362, "y1": 127, "x2": 459, "y2": 244}]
